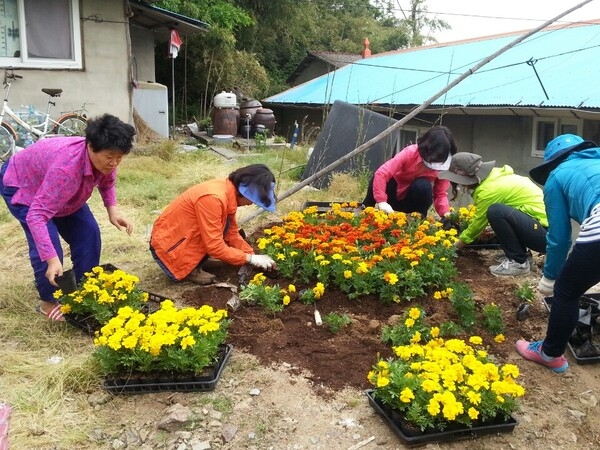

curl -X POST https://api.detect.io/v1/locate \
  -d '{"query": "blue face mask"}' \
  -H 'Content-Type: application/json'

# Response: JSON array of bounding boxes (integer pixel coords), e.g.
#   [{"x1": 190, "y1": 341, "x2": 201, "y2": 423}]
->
[{"x1": 238, "y1": 182, "x2": 276, "y2": 212}]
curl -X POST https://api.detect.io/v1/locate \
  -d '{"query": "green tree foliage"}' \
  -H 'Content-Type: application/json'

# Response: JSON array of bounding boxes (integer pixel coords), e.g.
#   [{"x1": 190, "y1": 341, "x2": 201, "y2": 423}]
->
[{"x1": 154, "y1": 0, "x2": 443, "y2": 120}]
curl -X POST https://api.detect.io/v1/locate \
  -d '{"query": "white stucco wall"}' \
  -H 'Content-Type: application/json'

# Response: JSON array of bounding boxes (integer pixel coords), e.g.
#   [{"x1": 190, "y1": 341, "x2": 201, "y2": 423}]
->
[{"x1": 8, "y1": 0, "x2": 132, "y2": 124}]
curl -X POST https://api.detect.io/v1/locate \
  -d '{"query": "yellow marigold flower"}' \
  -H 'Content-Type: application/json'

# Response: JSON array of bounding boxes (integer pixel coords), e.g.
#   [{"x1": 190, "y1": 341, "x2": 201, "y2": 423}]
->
[
  {"x1": 383, "y1": 272, "x2": 398, "y2": 285},
  {"x1": 377, "y1": 376, "x2": 390, "y2": 388},
  {"x1": 377, "y1": 360, "x2": 388, "y2": 369},
  {"x1": 287, "y1": 284, "x2": 296, "y2": 293},
  {"x1": 409, "y1": 308, "x2": 421, "y2": 319},
  {"x1": 276, "y1": 253, "x2": 286, "y2": 260},
  {"x1": 468, "y1": 407, "x2": 479, "y2": 420},
  {"x1": 60, "y1": 304, "x2": 72, "y2": 314},
  {"x1": 469, "y1": 336, "x2": 483, "y2": 345},
  {"x1": 410, "y1": 331, "x2": 422, "y2": 343},
  {"x1": 331, "y1": 253, "x2": 343, "y2": 260},
  {"x1": 319, "y1": 260, "x2": 330, "y2": 266},
  {"x1": 53, "y1": 290, "x2": 63, "y2": 299},
  {"x1": 494, "y1": 334, "x2": 506, "y2": 343},
  {"x1": 467, "y1": 391, "x2": 481, "y2": 405},
  {"x1": 427, "y1": 399, "x2": 441, "y2": 416},
  {"x1": 314, "y1": 254, "x2": 325, "y2": 261},
  {"x1": 400, "y1": 387, "x2": 415, "y2": 403},
  {"x1": 312, "y1": 282, "x2": 325, "y2": 299},
  {"x1": 410, "y1": 261, "x2": 419, "y2": 267},
  {"x1": 404, "y1": 318, "x2": 415, "y2": 328},
  {"x1": 180, "y1": 335, "x2": 196, "y2": 349},
  {"x1": 356, "y1": 261, "x2": 369, "y2": 274},
  {"x1": 430, "y1": 327, "x2": 440, "y2": 338},
  {"x1": 501, "y1": 364, "x2": 520, "y2": 378},
  {"x1": 433, "y1": 291, "x2": 442, "y2": 300},
  {"x1": 343, "y1": 270, "x2": 353, "y2": 279},
  {"x1": 283, "y1": 295, "x2": 291, "y2": 306}
]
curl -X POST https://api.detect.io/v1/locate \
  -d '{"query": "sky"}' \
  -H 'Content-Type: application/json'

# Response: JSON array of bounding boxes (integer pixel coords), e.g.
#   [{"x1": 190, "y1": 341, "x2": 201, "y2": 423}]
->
[{"x1": 413, "y1": 0, "x2": 600, "y2": 43}]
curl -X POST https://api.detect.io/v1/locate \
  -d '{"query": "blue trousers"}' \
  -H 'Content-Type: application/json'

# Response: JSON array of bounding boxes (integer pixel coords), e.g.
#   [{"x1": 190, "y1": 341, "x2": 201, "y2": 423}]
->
[
  {"x1": 543, "y1": 240, "x2": 600, "y2": 357},
  {"x1": 486, "y1": 203, "x2": 547, "y2": 263},
  {"x1": 0, "y1": 161, "x2": 101, "y2": 302},
  {"x1": 363, "y1": 176, "x2": 433, "y2": 217}
]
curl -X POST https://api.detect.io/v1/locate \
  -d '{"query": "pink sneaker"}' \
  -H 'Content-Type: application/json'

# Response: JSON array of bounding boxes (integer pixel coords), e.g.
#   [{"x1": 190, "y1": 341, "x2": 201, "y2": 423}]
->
[{"x1": 515, "y1": 340, "x2": 568, "y2": 373}]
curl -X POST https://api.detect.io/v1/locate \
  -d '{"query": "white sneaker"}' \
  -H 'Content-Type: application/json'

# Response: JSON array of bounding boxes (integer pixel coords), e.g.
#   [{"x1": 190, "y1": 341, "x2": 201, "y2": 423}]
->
[{"x1": 490, "y1": 259, "x2": 530, "y2": 277}]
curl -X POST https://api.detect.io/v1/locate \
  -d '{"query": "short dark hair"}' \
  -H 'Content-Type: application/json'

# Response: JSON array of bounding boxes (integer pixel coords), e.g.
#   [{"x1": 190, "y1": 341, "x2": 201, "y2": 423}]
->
[
  {"x1": 229, "y1": 164, "x2": 276, "y2": 209},
  {"x1": 86, "y1": 114, "x2": 136, "y2": 154},
  {"x1": 417, "y1": 126, "x2": 457, "y2": 163}
]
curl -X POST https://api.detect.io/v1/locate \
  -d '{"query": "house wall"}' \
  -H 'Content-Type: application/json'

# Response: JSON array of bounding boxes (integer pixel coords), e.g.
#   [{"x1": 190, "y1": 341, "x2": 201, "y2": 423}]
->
[
  {"x1": 270, "y1": 105, "x2": 600, "y2": 179},
  {"x1": 130, "y1": 26, "x2": 156, "y2": 83},
  {"x1": 8, "y1": 0, "x2": 131, "y2": 123}
]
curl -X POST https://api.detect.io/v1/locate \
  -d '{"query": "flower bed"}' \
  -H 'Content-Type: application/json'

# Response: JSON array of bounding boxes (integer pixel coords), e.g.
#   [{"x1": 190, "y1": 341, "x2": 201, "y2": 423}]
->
[{"x1": 256, "y1": 203, "x2": 458, "y2": 303}]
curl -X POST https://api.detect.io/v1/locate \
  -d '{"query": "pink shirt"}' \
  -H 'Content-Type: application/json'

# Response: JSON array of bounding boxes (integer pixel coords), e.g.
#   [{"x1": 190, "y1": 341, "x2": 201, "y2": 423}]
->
[
  {"x1": 372, "y1": 144, "x2": 451, "y2": 217},
  {"x1": 3, "y1": 137, "x2": 117, "y2": 261}
]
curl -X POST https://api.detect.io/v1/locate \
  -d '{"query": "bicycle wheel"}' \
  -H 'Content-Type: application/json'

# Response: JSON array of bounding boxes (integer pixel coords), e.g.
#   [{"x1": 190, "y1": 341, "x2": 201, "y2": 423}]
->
[
  {"x1": 0, "y1": 123, "x2": 17, "y2": 161},
  {"x1": 54, "y1": 114, "x2": 87, "y2": 136}
]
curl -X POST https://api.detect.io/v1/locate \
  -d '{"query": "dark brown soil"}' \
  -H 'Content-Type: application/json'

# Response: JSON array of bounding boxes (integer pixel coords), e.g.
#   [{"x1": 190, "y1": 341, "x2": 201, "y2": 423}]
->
[{"x1": 179, "y1": 246, "x2": 548, "y2": 397}]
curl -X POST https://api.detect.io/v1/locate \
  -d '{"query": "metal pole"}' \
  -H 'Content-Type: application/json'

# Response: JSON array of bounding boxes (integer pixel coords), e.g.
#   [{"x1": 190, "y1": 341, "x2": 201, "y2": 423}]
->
[
  {"x1": 171, "y1": 57, "x2": 175, "y2": 138},
  {"x1": 239, "y1": 0, "x2": 594, "y2": 225}
]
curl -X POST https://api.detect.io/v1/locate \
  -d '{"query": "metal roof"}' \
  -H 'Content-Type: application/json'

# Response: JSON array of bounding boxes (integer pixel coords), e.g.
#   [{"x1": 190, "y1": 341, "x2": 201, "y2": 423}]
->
[
  {"x1": 129, "y1": 1, "x2": 209, "y2": 39},
  {"x1": 264, "y1": 22, "x2": 600, "y2": 112}
]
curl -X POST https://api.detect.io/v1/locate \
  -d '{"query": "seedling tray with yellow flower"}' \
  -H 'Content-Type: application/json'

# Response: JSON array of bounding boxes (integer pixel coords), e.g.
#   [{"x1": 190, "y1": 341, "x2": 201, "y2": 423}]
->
[{"x1": 56, "y1": 264, "x2": 162, "y2": 335}]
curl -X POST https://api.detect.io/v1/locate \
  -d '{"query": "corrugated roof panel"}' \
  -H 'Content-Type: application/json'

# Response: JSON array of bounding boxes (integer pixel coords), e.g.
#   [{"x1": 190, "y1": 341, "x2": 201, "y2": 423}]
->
[{"x1": 265, "y1": 24, "x2": 600, "y2": 109}]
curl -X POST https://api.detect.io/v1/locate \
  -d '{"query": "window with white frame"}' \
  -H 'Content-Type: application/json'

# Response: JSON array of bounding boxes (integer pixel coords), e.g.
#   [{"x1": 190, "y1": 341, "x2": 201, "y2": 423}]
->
[
  {"x1": 0, "y1": 0, "x2": 82, "y2": 69},
  {"x1": 396, "y1": 126, "x2": 427, "y2": 155},
  {"x1": 532, "y1": 117, "x2": 583, "y2": 157}
]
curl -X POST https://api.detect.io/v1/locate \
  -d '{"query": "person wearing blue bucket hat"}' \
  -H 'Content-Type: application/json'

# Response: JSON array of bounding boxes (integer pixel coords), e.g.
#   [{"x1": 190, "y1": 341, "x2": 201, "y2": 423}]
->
[
  {"x1": 149, "y1": 164, "x2": 277, "y2": 285},
  {"x1": 515, "y1": 134, "x2": 600, "y2": 373}
]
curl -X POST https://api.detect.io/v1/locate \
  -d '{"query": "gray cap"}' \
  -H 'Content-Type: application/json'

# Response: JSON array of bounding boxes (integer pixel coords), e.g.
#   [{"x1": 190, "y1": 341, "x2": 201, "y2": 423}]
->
[{"x1": 437, "y1": 152, "x2": 495, "y2": 185}]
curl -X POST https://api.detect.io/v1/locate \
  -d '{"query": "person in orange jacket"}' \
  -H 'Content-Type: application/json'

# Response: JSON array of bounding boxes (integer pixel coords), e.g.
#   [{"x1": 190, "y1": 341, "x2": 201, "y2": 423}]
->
[{"x1": 150, "y1": 164, "x2": 277, "y2": 284}]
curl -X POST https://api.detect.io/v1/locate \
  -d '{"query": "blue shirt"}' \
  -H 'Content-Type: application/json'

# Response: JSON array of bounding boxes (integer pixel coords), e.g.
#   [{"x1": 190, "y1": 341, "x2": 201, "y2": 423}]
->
[{"x1": 543, "y1": 147, "x2": 600, "y2": 279}]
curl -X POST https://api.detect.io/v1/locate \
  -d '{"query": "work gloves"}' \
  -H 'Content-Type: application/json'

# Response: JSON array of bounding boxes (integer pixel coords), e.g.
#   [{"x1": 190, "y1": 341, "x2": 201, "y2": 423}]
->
[
  {"x1": 375, "y1": 202, "x2": 394, "y2": 214},
  {"x1": 537, "y1": 276, "x2": 555, "y2": 296},
  {"x1": 249, "y1": 254, "x2": 276, "y2": 271}
]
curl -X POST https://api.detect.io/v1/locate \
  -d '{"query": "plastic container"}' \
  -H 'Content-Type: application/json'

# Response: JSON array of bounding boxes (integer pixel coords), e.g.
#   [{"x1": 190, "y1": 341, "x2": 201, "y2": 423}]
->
[
  {"x1": 366, "y1": 390, "x2": 518, "y2": 446},
  {"x1": 213, "y1": 91, "x2": 237, "y2": 108},
  {"x1": 213, "y1": 134, "x2": 233, "y2": 144},
  {"x1": 102, "y1": 344, "x2": 233, "y2": 394}
]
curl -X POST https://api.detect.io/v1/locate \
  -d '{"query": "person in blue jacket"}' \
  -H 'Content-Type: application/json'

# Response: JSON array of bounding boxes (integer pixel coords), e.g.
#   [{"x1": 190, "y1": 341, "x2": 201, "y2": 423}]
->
[{"x1": 515, "y1": 134, "x2": 600, "y2": 373}]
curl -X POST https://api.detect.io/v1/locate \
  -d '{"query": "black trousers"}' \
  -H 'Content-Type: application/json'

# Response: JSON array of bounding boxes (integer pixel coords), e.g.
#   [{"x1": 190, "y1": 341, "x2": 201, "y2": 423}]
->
[
  {"x1": 363, "y1": 176, "x2": 433, "y2": 217},
  {"x1": 486, "y1": 203, "x2": 547, "y2": 263}
]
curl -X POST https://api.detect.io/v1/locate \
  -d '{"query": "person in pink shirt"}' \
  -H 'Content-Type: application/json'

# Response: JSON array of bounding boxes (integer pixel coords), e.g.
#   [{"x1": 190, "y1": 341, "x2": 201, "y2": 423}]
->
[
  {"x1": 362, "y1": 125, "x2": 457, "y2": 219},
  {"x1": 0, "y1": 114, "x2": 135, "y2": 321}
]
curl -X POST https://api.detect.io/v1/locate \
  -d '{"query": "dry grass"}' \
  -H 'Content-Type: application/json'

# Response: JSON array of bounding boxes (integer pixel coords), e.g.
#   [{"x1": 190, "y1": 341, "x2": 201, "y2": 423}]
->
[{"x1": 0, "y1": 138, "x2": 360, "y2": 448}]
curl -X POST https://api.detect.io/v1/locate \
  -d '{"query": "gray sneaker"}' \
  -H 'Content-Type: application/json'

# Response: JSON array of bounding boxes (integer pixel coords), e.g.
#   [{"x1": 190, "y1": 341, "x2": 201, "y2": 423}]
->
[
  {"x1": 490, "y1": 259, "x2": 530, "y2": 276},
  {"x1": 495, "y1": 251, "x2": 534, "y2": 266}
]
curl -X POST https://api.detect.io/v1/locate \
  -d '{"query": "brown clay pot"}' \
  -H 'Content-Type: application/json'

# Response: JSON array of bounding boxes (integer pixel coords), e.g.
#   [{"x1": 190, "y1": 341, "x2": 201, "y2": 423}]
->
[{"x1": 252, "y1": 108, "x2": 276, "y2": 137}]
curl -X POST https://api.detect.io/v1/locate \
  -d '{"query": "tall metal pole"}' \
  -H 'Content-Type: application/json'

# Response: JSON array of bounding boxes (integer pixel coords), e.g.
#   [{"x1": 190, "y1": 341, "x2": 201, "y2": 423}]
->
[{"x1": 171, "y1": 57, "x2": 175, "y2": 138}]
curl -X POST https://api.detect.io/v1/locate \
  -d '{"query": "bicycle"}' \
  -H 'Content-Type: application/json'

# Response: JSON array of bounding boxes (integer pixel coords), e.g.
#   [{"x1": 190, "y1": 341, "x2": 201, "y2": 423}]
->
[{"x1": 0, "y1": 68, "x2": 88, "y2": 161}]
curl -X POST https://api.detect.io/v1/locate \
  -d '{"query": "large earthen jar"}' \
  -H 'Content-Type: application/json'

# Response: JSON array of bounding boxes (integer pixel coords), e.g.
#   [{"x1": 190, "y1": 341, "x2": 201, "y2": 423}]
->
[
  {"x1": 212, "y1": 107, "x2": 240, "y2": 136},
  {"x1": 239, "y1": 99, "x2": 262, "y2": 121},
  {"x1": 252, "y1": 108, "x2": 276, "y2": 137}
]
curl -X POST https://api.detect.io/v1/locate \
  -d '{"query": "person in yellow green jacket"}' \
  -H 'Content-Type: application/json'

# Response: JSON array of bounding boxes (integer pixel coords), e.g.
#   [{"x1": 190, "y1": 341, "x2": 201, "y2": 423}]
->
[
  {"x1": 438, "y1": 152, "x2": 548, "y2": 277},
  {"x1": 150, "y1": 164, "x2": 277, "y2": 285}
]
